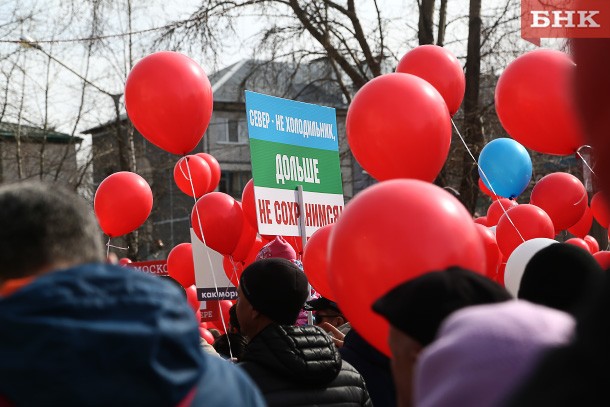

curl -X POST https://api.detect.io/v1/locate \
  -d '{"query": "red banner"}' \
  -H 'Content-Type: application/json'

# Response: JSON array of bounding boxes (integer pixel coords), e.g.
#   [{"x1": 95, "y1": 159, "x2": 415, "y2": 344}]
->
[
  {"x1": 200, "y1": 301, "x2": 221, "y2": 322},
  {"x1": 522, "y1": 0, "x2": 610, "y2": 42},
  {"x1": 126, "y1": 260, "x2": 168, "y2": 276}
]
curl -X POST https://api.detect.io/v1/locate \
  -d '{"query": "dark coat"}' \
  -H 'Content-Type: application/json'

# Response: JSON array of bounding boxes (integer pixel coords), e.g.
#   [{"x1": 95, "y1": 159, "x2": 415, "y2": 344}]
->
[
  {"x1": 504, "y1": 271, "x2": 610, "y2": 407},
  {"x1": 240, "y1": 323, "x2": 373, "y2": 407},
  {"x1": 0, "y1": 263, "x2": 265, "y2": 407},
  {"x1": 340, "y1": 330, "x2": 397, "y2": 407}
]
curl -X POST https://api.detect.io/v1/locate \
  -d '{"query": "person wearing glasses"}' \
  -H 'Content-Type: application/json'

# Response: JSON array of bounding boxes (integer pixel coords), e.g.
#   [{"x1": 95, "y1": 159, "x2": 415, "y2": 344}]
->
[{"x1": 306, "y1": 297, "x2": 348, "y2": 330}]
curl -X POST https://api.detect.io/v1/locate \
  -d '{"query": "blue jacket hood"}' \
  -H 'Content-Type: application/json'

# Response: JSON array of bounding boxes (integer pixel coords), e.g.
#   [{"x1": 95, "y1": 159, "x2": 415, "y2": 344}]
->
[{"x1": 0, "y1": 263, "x2": 203, "y2": 406}]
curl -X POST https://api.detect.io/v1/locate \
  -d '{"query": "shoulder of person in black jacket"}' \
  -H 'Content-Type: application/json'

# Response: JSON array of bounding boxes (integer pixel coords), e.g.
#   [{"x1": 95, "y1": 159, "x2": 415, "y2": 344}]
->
[
  {"x1": 236, "y1": 258, "x2": 372, "y2": 406},
  {"x1": 341, "y1": 329, "x2": 397, "y2": 407},
  {"x1": 240, "y1": 323, "x2": 372, "y2": 407},
  {"x1": 504, "y1": 271, "x2": 610, "y2": 407}
]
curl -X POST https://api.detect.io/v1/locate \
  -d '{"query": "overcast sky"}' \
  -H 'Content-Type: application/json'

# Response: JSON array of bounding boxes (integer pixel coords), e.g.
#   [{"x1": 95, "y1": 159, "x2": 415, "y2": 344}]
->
[{"x1": 0, "y1": 0, "x2": 541, "y2": 137}]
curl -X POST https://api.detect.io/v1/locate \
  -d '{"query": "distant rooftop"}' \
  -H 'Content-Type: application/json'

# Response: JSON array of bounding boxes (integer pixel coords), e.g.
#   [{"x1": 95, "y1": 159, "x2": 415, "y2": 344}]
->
[
  {"x1": 209, "y1": 59, "x2": 348, "y2": 109},
  {"x1": 0, "y1": 122, "x2": 81, "y2": 143}
]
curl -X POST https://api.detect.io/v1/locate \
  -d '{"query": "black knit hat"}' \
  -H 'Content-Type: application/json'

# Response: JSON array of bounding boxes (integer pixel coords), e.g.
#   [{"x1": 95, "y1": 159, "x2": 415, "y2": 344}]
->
[
  {"x1": 519, "y1": 243, "x2": 604, "y2": 315},
  {"x1": 372, "y1": 267, "x2": 512, "y2": 346},
  {"x1": 239, "y1": 258, "x2": 309, "y2": 325}
]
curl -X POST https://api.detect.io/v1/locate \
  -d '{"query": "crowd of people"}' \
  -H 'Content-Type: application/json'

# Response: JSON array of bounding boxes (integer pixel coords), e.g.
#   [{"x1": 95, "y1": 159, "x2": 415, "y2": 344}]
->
[
  {"x1": 1, "y1": 38, "x2": 610, "y2": 406},
  {"x1": 0, "y1": 180, "x2": 606, "y2": 407}
]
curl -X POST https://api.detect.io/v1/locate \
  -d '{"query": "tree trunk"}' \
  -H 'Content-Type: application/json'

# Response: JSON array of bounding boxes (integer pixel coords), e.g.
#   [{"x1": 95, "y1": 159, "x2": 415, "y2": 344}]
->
[
  {"x1": 437, "y1": 0, "x2": 448, "y2": 46},
  {"x1": 432, "y1": 0, "x2": 449, "y2": 189},
  {"x1": 418, "y1": 0, "x2": 436, "y2": 45},
  {"x1": 459, "y1": 0, "x2": 483, "y2": 214}
]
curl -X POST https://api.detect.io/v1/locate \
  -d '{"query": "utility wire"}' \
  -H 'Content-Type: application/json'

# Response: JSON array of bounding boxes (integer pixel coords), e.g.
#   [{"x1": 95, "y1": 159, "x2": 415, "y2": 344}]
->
[{"x1": 0, "y1": 17, "x2": 196, "y2": 45}]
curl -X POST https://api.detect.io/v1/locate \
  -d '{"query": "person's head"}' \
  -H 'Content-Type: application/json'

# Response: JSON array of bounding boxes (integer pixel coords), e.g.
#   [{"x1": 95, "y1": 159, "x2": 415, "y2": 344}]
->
[
  {"x1": 519, "y1": 243, "x2": 604, "y2": 315},
  {"x1": 213, "y1": 333, "x2": 248, "y2": 361},
  {"x1": 208, "y1": 328, "x2": 222, "y2": 341},
  {"x1": 228, "y1": 304, "x2": 241, "y2": 334},
  {"x1": 236, "y1": 258, "x2": 308, "y2": 339},
  {"x1": 306, "y1": 297, "x2": 346, "y2": 328},
  {"x1": 414, "y1": 301, "x2": 574, "y2": 407},
  {"x1": 0, "y1": 181, "x2": 104, "y2": 284},
  {"x1": 372, "y1": 267, "x2": 512, "y2": 407},
  {"x1": 255, "y1": 236, "x2": 297, "y2": 261}
]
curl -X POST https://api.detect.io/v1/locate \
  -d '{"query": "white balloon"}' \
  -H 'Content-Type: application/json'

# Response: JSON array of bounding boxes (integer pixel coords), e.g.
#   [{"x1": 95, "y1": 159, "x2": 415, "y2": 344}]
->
[{"x1": 504, "y1": 238, "x2": 558, "y2": 296}]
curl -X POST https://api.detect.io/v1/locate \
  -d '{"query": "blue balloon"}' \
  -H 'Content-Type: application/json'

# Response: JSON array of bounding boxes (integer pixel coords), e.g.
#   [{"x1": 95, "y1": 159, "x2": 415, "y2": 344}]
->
[{"x1": 478, "y1": 138, "x2": 532, "y2": 199}]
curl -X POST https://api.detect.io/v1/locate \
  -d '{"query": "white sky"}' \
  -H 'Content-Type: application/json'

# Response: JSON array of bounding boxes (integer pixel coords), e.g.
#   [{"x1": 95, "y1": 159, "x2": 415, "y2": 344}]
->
[{"x1": 0, "y1": 0, "x2": 548, "y2": 137}]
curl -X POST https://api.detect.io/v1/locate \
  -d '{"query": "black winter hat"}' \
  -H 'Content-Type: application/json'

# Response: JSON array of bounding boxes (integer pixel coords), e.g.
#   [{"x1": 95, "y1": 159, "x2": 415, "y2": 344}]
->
[
  {"x1": 239, "y1": 258, "x2": 309, "y2": 325},
  {"x1": 372, "y1": 267, "x2": 512, "y2": 346},
  {"x1": 305, "y1": 297, "x2": 341, "y2": 313},
  {"x1": 518, "y1": 243, "x2": 604, "y2": 315}
]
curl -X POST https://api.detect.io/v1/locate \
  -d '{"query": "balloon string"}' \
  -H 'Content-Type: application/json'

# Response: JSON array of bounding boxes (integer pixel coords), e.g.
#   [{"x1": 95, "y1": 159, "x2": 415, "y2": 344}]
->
[
  {"x1": 106, "y1": 237, "x2": 111, "y2": 259},
  {"x1": 576, "y1": 145, "x2": 597, "y2": 177},
  {"x1": 178, "y1": 156, "x2": 193, "y2": 181},
  {"x1": 107, "y1": 243, "x2": 130, "y2": 250},
  {"x1": 184, "y1": 157, "x2": 232, "y2": 354},
  {"x1": 450, "y1": 119, "x2": 526, "y2": 243}
]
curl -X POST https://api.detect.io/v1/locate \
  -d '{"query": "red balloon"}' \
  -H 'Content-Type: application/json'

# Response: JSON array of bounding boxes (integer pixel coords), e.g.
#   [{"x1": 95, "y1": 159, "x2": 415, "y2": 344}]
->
[
  {"x1": 487, "y1": 198, "x2": 518, "y2": 226},
  {"x1": 479, "y1": 178, "x2": 499, "y2": 200},
  {"x1": 590, "y1": 192, "x2": 610, "y2": 228},
  {"x1": 230, "y1": 202, "x2": 257, "y2": 262},
  {"x1": 328, "y1": 180, "x2": 486, "y2": 356},
  {"x1": 584, "y1": 235, "x2": 600, "y2": 254},
  {"x1": 185, "y1": 285, "x2": 201, "y2": 313},
  {"x1": 594, "y1": 251, "x2": 610, "y2": 270},
  {"x1": 243, "y1": 237, "x2": 266, "y2": 267},
  {"x1": 223, "y1": 256, "x2": 244, "y2": 287},
  {"x1": 94, "y1": 172, "x2": 153, "y2": 237},
  {"x1": 568, "y1": 206, "x2": 593, "y2": 238},
  {"x1": 241, "y1": 179, "x2": 258, "y2": 230},
  {"x1": 196, "y1": 153, "x2": 221, "y2": 193},
  {"x1": 530, "y1": 172, "x2": 587, "y2": 230},
  {"x1": 118, "y1": 258, "x2": 132, "y2": 266},
  {"x1": 214, "y1": 300, "x2": 233, "y2": 334},
  {"x1": 302, "y1": 224, "x2": 335, "y2": 301},
  {"x1": 475, "y1": 224, "x2": 502, "y2": 281},
  {"x1": 496, "y1": 262, "x2": 507, "y2": 287},
  {"x1": 474, "y1": 216, "x2": 489, "y2": 226},
  {"x1": 199, "y1": 328, "x2": 214, "y2": 345},
  {"x1": 191, "y1": 192, "x2": 243, "y2": 255},
  {"x1": 346, "y1": 73, "x2": 451, "y2": 182},
  {"x1": 496, "y1": 204, "x2": 555, "y2": 258},
  {"x1": 396, "y1": 45, "x2": 465, "y2": 116},
  {"x1": 495, "y1": 49, "x2": 584, "y2": 155},
  {"x1": 565, "y1": 237, "x2": 591, "y2": 253},
  {"x1": 125, "y1": 52, "x2": 213, "y2": 155},
  {"x1": 167, "y1": 243, "x2": 195, "y2": 288},
  {"x1": 173, "y1": 155, "x2": 211, "y2": 198}
]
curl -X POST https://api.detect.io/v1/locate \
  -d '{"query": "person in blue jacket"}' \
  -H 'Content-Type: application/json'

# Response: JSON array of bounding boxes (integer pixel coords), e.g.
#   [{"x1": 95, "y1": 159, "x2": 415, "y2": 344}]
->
[{"x1": 0, "y1": 181, "x2": 266, "y2": 407}]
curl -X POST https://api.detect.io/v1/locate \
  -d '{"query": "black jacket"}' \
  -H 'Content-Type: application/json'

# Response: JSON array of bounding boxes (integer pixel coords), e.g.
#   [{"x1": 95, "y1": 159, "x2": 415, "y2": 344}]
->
[
  {"x1": 240, "y1": 323, "x2": 373, "y2": 407},
  {"x1": 341, "y1": 330, "x2": 396, "y2": 407}
]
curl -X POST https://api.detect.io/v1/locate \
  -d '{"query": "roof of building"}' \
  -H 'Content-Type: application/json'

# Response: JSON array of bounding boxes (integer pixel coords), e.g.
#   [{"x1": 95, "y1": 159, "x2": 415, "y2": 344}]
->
[
  {"x1": 209, "y1": 59, "x2": 348, "y2": 108},
  {"x1": 0, "y1": 122, "x2": 82, "y2": 143}
]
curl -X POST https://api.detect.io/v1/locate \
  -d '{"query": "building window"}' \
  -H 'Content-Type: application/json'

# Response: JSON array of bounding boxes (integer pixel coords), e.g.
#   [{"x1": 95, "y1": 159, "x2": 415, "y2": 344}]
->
[
  {"x1": 218, "y1": 170, "x2": 252, "y2": 198},
  {"x1": 228, "y1": 120, "x2": 239, "y2": 143},
  {"x1": 218, "y1": 119, "x2": 246, "y2": 144}
]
